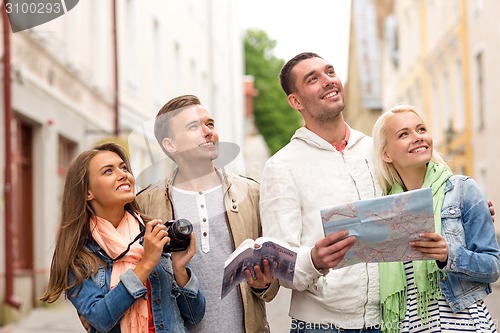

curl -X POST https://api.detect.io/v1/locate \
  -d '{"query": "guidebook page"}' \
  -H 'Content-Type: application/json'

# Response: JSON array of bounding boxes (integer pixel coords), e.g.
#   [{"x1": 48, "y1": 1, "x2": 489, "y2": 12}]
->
[{"x1": 221, "y1": 237, "x2": 296, "y2": 299}]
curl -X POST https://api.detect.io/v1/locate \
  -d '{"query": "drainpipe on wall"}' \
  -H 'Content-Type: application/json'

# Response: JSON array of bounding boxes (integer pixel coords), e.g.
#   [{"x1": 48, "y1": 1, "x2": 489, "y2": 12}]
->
[
  {"x1": 112, "y1": 0, "x2": 119, "y2": 137},
  {"x1": 3, "y1": 5, "x2": 21, "y2": 310}
]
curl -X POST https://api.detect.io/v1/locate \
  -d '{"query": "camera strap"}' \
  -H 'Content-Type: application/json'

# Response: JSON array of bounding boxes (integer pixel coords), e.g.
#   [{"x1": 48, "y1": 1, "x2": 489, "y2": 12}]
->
[{"x1": 109, "y1": 210, "x2": 145, "y2": 262}]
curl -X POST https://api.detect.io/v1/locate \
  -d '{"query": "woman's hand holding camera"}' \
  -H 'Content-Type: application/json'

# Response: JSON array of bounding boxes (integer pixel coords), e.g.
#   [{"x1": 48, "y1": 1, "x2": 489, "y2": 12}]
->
[
  {"x1": 134, "y1": 219, "x2": 169, "y2": 283},
  {"x1": 171, "y1": 233, "x2": 197, "y2": 287}
]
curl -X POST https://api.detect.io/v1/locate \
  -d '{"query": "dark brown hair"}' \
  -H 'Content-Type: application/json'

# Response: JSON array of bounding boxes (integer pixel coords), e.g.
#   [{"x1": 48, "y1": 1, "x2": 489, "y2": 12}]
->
[
  {"x1": 40, "y1": 142, "x2": 141, "y2": 303},
  {"x1": 279, "y1": 52, "x2": 322, "y2": 95}
]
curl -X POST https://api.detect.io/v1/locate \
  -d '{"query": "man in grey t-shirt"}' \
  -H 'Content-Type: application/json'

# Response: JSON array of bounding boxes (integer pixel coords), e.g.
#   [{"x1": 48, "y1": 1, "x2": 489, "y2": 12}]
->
[{"x1": 136, "y1": 95, "x2": 279, "y2": 333}]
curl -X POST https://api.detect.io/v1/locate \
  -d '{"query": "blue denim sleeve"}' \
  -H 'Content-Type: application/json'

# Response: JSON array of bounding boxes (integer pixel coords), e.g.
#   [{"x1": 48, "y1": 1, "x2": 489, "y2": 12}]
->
[
  {"x1": 67, "y1": 269, "x2": 147, "y2": 332},
  {"x1": 172, "y1": 267, "x2": 206, "y2": 325},
  {"x1": 119, "y1": 268, "x2": 148, "y2": 297},
  {"x1": 445, "y1": 178, "x2": 500, "y2": 283}
]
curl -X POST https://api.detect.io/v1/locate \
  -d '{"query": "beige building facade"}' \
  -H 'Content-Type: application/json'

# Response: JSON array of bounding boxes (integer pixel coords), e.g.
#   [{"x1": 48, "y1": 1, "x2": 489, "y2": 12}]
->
[
  {"x1": 347, "y1": 0, "x2": 500, "y2": 231},
  {"x1": 466, "y1": 0, "x2": 500, "y2": 214}
]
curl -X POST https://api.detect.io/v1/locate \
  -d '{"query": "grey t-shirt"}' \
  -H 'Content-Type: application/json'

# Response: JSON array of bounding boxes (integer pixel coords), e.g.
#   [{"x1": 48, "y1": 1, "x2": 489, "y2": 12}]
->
[{"x1": 172, "y1": 185, "x2": 244, "y2": 333}]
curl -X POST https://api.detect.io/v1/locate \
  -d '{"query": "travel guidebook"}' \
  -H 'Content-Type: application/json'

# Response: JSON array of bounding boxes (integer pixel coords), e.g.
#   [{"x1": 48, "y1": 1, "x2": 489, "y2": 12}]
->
[
  {"x1": 320, "y1": 187, "x2": 435, "y2": 269},
  {"x1": 221, "y1": 237, "x2": 297, "y2": 299}
]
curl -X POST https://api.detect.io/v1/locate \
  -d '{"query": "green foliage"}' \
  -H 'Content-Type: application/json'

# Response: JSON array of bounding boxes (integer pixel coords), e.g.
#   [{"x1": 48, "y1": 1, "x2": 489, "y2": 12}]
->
[{"x1": 244, "y1": 29, "x2": 303, "y2": 155}]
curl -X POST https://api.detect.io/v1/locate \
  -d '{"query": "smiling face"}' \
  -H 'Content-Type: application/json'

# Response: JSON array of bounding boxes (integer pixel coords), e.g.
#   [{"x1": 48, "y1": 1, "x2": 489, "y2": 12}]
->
[
  {"x1": 86, "y1": 150, "x2": 135, "y2": 216},
  {"x1": 382, "y1": 111, "x2": 433, "y2": 174},
  {"x1": 162, "y1": 104, "x2": 219, "y2": 163},
  {"x1": 287, "y1": 57, "x2": 345, "y2": 125}
]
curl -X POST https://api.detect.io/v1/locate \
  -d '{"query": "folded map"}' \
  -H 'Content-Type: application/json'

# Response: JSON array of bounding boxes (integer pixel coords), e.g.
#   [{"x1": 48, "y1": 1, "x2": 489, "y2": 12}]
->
[{"x1": 320, "y1": 187, "x2": 434, "y2": 269}]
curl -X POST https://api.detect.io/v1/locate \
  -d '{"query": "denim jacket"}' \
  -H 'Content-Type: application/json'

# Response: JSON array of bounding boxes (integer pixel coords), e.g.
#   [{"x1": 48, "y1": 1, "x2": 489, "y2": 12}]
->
[
  {"x1": 439, "y1": 175, "x2": 500, "y2": 312},
  {"x1": 67, "y1": 238, "x2": 205, "y2": 333}
]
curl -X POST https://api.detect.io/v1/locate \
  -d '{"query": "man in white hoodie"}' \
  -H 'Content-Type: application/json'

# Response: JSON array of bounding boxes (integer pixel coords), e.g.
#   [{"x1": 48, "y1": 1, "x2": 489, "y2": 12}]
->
[
  {"x1": 260, "y1": 52, "x2": 496, "y2": 333},
  {"x1": 259, "y1": 52, "x2": 381, "y2": 332}
]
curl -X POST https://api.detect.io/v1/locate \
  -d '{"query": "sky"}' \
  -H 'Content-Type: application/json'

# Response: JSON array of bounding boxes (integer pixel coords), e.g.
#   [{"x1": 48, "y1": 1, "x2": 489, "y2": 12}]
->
[{"x1": 236, "y1": 0, "x2": 352, "y2": 82}]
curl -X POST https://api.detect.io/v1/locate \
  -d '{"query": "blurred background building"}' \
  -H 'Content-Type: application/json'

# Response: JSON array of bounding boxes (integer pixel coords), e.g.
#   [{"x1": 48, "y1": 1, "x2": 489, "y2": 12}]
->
[{"x1": 345, "y1": 0, "x2": 500, "y2": 231}]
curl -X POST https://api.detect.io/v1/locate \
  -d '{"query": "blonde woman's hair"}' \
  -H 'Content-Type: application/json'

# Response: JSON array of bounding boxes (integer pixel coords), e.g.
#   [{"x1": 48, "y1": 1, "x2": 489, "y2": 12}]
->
[{"x1": 372, "y1": 104, "x2": 450, "y2": 194}]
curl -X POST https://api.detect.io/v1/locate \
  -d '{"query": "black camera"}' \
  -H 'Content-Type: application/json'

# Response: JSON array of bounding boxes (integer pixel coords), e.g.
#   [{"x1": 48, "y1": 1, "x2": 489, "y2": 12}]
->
[{"x1": 163, "y1": 218, "x2": 193, "y2": 252}]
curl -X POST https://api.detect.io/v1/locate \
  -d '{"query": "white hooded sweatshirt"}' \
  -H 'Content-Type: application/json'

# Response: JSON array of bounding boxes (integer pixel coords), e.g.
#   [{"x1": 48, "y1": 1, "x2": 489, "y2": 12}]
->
[{"x1": 260, "y1": 125, "x2": 382, "y2": 329}]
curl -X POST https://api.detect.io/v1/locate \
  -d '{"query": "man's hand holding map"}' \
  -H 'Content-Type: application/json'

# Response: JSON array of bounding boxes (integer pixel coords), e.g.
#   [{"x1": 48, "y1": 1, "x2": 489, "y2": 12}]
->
[{"x1": 320, "y1": 188, "x2": 434, "y2": 269}]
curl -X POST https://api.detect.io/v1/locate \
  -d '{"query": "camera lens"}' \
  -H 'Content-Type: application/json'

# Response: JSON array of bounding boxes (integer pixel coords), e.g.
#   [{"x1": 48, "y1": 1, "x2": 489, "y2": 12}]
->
[
  {"x1": 175, "y1": 218, "x2": 193, "y2": 236},
  {"x1": 163, "y1": 218, "x2": 192, "y2": 252}
]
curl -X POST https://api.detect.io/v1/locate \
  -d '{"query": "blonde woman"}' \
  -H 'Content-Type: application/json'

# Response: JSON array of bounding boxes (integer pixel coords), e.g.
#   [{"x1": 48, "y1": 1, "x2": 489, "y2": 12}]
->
[{"x1": 372, "y1": 104, "x2": 500, "y2": 332}]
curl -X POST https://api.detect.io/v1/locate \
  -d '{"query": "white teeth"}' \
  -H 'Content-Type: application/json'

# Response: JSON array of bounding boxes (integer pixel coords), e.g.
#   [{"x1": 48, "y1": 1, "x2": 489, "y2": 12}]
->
[
  {"x1": 117, "y1": 185, "x2": 130, "y2": 191},
  {"x1": 411, "y1": 147, "x2": 427, "y2": 153},
  {"x1": 324, "y1": 91, "x2": 338, "y2": 99},
  {"x1": 200, "y1": 142, "x2": 214, "y2": 147}
]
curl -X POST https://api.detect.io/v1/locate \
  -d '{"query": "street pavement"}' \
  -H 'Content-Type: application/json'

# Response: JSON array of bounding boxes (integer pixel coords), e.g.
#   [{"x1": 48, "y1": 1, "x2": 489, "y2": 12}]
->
[
  {"x1": 0, "y1": 289, "x2": 292, "y2": 333},
  {"x1": 1, "y1": 282, "x2": 499, "y2": 332},
  {"x1": 0, "y1": 301, "x2": 85, "y2": 333}
]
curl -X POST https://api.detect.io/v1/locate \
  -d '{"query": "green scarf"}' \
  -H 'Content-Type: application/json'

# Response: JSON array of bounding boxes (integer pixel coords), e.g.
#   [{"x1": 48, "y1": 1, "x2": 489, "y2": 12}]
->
[{"x1": 379, "y1": 162, "x2": 453, "y2": 333}]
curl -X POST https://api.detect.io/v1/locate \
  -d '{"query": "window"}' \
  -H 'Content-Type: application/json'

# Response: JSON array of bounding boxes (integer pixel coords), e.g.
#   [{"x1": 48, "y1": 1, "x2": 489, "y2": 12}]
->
[
  {"x1": 13, "y1": 120, "x2": 34, "y2": 270},
  {"x1": 454, "y1": 59, "x2": 465, "y2": 131},
  {"x1": 431, "y1": 79, "x2": 442, "y2": 144},
  {"x1": 473, "y1": 0, "x2": 484, "y2": 16},
  {"x1": 174, "y1": 43, "x2": 182, "y2": 94},
  {"x1": 442, "y1": 71, "x2": 452, "y2": 135},
  {"x1": 385, "y1": 14, "x2": 398, "y2": 67},
  {"x1": 476, "y1": 52, "x2": 485, "y2": 130},
  {"x1": 152, "y1": 19, "x2": 164, "y2": 106},
  {"x1": 125, "y1": 0, "x2": 138, "y2": 88},
  {"x1": 58, "y1": 136, "x2": 76, "y2": 176}
]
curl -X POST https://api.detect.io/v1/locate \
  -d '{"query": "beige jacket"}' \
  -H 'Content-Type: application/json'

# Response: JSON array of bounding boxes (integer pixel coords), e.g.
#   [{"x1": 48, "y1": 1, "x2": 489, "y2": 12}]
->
[{"x1": 136, "y1": 168, "x2": 279, "y2": 333}]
